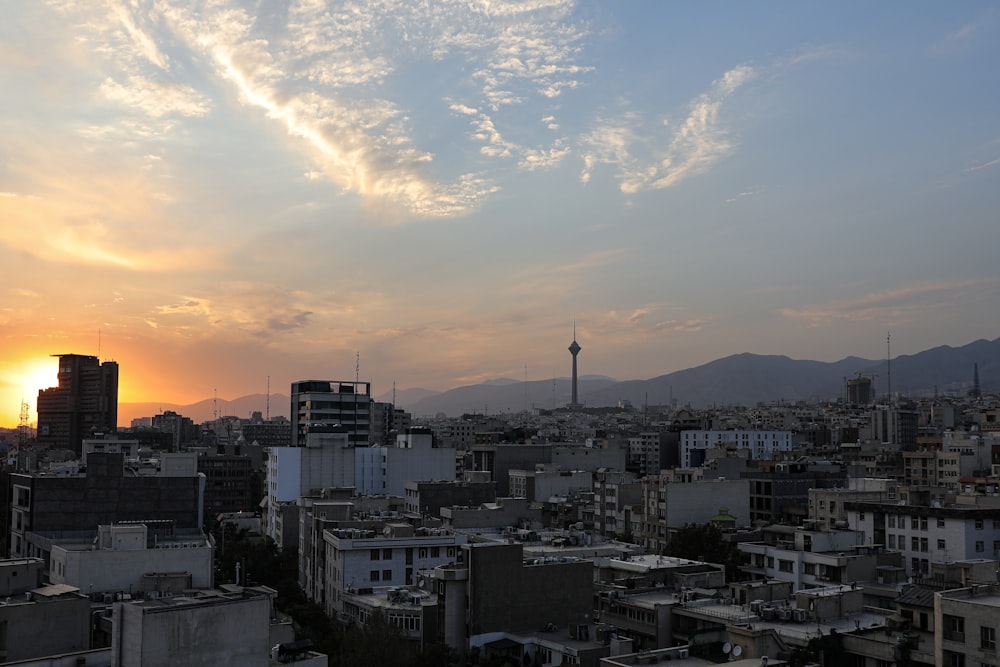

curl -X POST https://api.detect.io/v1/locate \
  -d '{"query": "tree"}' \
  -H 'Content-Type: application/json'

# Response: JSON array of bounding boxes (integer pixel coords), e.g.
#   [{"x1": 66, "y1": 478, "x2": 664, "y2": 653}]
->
[{"x1": 663, "y1": 523, "x2": 743, "y2": 580}]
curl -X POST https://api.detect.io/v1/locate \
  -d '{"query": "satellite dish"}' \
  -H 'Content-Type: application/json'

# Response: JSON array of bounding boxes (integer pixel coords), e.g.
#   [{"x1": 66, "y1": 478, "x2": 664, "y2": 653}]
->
[
  {"x1": 732, "y1": 645, "x2": 743, "y2": 657},
  {"x1": 722, "y1": 642, "x2": 732, "y2": 654}
]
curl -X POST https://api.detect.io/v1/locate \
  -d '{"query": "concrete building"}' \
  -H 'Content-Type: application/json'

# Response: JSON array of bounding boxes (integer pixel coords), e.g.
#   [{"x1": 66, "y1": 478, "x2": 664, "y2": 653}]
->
[
  {"x1": 640, "y1": 474, "x2": 750, "y2": 554},
  {"x1": 0, "y1": 558, "x2": 91, "y2": 663},
  {"x1": 809, "y1": 477, "x2": 897, "y2": 530},
  {"x1": 508, "y1": 466, "x2": 592, "y2": 503},
  {"x1": 36, "y1": 353, "x2": 119, "y2": 455},
  {"x1": 738, "y1": 526, "x2": 900, "y2": 591},
  {"x1": 679, "y1": 430, "x2": 793, "y2": 468},
  {"x1": 426, "y1": 541, "x2": 593, "y2": 654},
  {"x1": 592, "y1": 470, "x2": 641, "y2": 539},
  {"x1": 341, "y1": 586, "x2": 437, "y2": 650},
  {"x1": 9, "y1": 453, "x2": 205, "y2": 563},
  {"x1": 935, "y1": 584, "x2": 1000, "y2": 667},
  {"x1": 322, "y1": 523, "x2": 468, "y2": 618},
  {"x1": 197, "y1": 452, "x2": 258, "y2": 516},
  {"x1": 848, "y1": 500, "x2": 1000, "y2": 577},
  {"x1": 746, "y1": 463, "x2": 847, "y2": 525},
  {"x1": 355, "y1": 427, "x2": 457, "y2": 496},
  {"x1": 291, "y1": 380, "x2": 372, "y2": 447},
  {"x1": 403, "y1": 480, "x2": 497, "y2": 518},
  {"x1": 264, "y1": 427, "x2": 353, "y2": 548},
  {"x1": 109, "y1": 587, "x2": 324, "y2": 667},
  {"x1": 48, "y1": 522, "x2": 213, "y2": 598}
]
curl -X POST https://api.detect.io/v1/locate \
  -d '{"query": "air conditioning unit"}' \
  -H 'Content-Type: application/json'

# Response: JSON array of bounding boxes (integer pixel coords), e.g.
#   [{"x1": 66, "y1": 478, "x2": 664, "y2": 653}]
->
[{"x1": 678, "y1": 648, "x2": 688, "y2": 658}]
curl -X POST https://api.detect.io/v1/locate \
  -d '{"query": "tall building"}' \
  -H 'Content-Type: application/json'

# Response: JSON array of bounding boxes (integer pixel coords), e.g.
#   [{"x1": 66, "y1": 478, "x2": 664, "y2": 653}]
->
[
  {"x1": 36, "y1": 353, "x2": 118, "y2": 454},
  {"x1": 290, "y1": 380, "x2": 372, "y2": 447},
  {"x1": 568, "y1": 325, "x2": 582, "y2": 408}
]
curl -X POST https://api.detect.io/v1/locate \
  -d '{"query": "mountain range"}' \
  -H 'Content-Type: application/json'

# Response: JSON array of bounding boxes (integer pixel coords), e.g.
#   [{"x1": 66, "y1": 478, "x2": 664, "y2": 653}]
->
[{"x1": 118, "y1": 337, "x2": 998, "y2": 424}]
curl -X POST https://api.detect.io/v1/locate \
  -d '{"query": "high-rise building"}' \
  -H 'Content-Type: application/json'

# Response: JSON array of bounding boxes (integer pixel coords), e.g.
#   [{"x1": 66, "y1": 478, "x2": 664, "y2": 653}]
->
[
  {"x1": 36, "y1": 353, "x2": 118, "y2": 454},
  {"x1": 290, "y1": 380, "x2": 372, "y2": 447},
  {"x1": 568, "y1": 325, "x2": 581, "y2": 408}
]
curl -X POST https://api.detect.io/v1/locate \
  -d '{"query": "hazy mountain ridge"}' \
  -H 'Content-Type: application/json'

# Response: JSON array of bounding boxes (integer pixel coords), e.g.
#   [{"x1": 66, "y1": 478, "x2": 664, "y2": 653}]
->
[{"x1": 118, "y1": 338, "x2": 999, "y2": 423}]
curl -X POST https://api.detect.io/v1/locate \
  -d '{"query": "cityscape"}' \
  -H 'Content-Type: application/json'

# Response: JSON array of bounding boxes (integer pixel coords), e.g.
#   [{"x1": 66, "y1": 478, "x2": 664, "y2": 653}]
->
[
  {"x1": 0, "y1": 333, "x2": 998, "y2": 666},
  {"x1": 3, "y1": 2, "x2": 1000, "y2": 666}
]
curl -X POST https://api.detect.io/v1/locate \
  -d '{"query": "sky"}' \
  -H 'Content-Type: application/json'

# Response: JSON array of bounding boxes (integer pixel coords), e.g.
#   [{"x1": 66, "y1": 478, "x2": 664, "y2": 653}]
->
[{"x1": 2, "y1": 1, "x2": 999, "y2": 427}]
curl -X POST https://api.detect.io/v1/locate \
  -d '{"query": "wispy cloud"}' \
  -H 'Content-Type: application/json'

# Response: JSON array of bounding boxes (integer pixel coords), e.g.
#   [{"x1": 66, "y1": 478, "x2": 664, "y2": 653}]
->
[
  {"x1": 780, "y1": 281, "x2": 983, "y2": 326},
  {"x1": 100, "y1": 75, "x2": 210, "y2": 118},
  {"x1": 580, "y1": 65, "x2": 756, "y2": 192},
  {"x1": 963, "y1": 156, "x2": 1000, "y2": 173},
  {"x1": 931, "y1": 22, "x2": 977, "y2": 57}
]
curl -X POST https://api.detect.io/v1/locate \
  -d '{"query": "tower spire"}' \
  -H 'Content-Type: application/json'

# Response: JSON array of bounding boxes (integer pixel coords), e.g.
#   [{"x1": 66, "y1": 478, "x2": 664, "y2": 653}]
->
[{"x1": 568, "y1": 323, "x2": 582, "y2": 409}]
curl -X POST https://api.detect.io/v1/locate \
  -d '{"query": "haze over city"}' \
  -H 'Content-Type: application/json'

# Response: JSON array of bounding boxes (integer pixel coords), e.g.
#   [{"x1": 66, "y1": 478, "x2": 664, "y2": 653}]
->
[{"x1": 2, "y1": 1, "x2": 999, "y2": 428}]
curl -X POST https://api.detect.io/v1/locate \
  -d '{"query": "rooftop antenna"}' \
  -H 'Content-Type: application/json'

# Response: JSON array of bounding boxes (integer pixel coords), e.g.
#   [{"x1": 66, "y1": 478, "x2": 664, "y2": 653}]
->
[
  {"x1": 213, "y1": 388, "x2": 218, "y2": 421},
  {"x1": 392, "y1": 380, "x2": 396, "y2": 407},
  {"x1": 355, "y1": 351, "x2": 360, "y2": 384},
  {"x1": 266, "y1": 376, "x2": 270, "y2": 420},
  {"x1": 97, "y1": 328, "x2": 101, "y2": 360}
]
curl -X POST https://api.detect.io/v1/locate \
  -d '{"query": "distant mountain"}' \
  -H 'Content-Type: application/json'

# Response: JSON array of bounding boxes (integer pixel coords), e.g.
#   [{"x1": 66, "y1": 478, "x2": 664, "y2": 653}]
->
[
  {"x1": 119, "y1": 393, "x2": 290, "y2": 426},
  {"x1": 119, "y1": 338, "x2": 999, "y2": 424},
  {"x1": 374, "y1": 387, "x2": 440, "y2": 405},
  {"x1": 398, "y1": 337, "x2": 999, "y2": 416}
]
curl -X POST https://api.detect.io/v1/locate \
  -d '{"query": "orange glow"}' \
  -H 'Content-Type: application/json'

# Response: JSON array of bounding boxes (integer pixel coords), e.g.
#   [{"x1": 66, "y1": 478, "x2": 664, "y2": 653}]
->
[{"x1": 0, "y1": 356, "x2": 59, "y2": 428}]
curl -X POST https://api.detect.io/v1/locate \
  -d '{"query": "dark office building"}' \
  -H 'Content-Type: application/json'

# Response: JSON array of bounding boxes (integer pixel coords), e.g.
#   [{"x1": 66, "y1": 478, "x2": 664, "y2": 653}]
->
[
  {"x1": 36, "y1": 354, "x2": 118, "y2": 455},
  {"x1": 9, "y1": 453, "x2": 204, "y2": 561}
]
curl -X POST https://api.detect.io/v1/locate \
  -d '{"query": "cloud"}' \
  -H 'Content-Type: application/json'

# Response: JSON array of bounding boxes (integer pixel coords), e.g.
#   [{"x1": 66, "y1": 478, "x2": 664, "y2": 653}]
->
[
  {"x1": 580, "y1": 65, "x2": 755, "y2": 192},
  {"x1": 100, "y1": 75, "x2": 210, "y2": 118},
  {"x1": 931, "y1": 22, "x2": 977, "y2": 57},
  {"x1": 780, "y1": 281, "x2": 983, "y2": 326},
  {"x1": 963, "y1": 157, "x2": 1000, "y2": 173}
]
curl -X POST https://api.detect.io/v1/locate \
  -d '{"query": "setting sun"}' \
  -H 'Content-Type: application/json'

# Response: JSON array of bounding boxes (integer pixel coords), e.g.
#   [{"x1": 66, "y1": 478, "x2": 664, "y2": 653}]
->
[{"x1": 0, "y1": 357, "x2": 59, "y2": 428}]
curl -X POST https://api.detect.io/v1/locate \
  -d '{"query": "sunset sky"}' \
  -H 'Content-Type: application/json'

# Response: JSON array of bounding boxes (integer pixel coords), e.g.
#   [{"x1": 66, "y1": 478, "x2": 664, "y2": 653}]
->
[{"x1": 2, "y1": 1, "x2": 999, "y2": 427}]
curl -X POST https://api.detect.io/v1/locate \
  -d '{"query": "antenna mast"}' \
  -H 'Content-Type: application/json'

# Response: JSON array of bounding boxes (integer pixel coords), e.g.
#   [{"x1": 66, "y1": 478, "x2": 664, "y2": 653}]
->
[
  {"x1": 266, "y1": 376, "x2": 270, "y2": 420},
  {"x1": 356, "y1": 352, "x2": 360, "y2": 384}
]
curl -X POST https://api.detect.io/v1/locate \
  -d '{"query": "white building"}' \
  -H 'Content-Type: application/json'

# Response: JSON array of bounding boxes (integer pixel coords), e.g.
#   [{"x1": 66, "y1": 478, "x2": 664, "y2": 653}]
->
[
  {"x1": 848, "y1": 501, "x2": 1000, "y2": 577},
  {"x1": 322, "y1": 523, "x2": 467, "y2": 617},
  {"x1": 354, "y1": 428, "x2": 456, "y2": 496},
  {"x1": 679, "y1": 430, "x2": 793, "y2": 468},
  {"x1": 264, "y1": 428, "x2": 354, "y2": 548},
  {"x1": 49, "y1": 523, "x2": 213, "y2": 597}
]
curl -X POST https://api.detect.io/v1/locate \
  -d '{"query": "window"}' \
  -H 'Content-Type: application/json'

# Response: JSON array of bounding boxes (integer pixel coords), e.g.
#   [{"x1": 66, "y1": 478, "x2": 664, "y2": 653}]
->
[
  {"x1": 938, "y1": 539, "x2": 946, "y2": 550},
  {"x1": 920, "y1": 517, "x2": 928, "y2": 530},
  {"x1": 911, "y1": 516, "x2": 919, "y2": 529},
  {"x1": 382, "y1": 569, "x2": 392, "y2": 580},
  {"x1": 976, "y1": 541, "x2": 985, "y2": 553},
  {"x1": 383, "y1": 548, "x2": 392, "y2": 559},
  {"x1": 431, "y1": 547, "x2": 440, "y2": 558},
  {"x1": 938, "y1": 517, "x2": 946, "y2": 528},
  {"x1": 912, "y1": 536, "x2": 920, "y2": 551},
  {"x1": 976, "y1": 519, "x2": 984, "y2": 530},
  {"x1": 370, "y1": 570, "x2": 380, "y2": 582},
  {"x1": 418, "y1": 548, "x2": 427, "y2": 559},
  {"x1": 981, "y1": 626, "x2": 996, "y2": 651},
  {"x1": 920, "y1": 538, "x2": 928, "y2": 552},
  {"x1": 944, "y1": 614, "x2": 966, "y2": 642},
  {"x1": 942, "y1": 651, "x2": 965, "y2": 667},
  {"x1": 370, "y1": 549, "x2": 380, "y2": 560},
  {"x1": 888, "y1": 535, "x2": 896, "y2": 548},
  {"x1": 888, "y1": 515, "x2": 896, "y2": 528},
  {"x1": 779, "y1": 560, "x2": 793, "y2": 573}
]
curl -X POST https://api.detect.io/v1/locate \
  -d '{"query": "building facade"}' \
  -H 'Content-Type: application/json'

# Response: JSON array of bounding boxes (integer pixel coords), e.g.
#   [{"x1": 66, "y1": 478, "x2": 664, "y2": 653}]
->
[{"x1": 36, "y1": 353, "x2": 119, "y2": 454}]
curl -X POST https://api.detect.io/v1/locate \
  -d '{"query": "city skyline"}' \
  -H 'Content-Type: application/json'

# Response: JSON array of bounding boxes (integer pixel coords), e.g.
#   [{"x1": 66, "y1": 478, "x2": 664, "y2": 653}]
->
[{"x1": 2, "y1": 2, "x2": 999, "y2": 427}]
